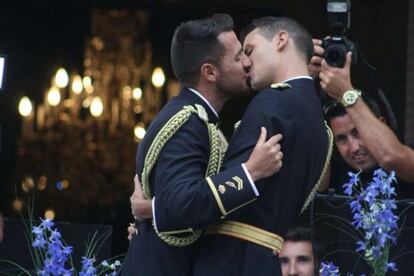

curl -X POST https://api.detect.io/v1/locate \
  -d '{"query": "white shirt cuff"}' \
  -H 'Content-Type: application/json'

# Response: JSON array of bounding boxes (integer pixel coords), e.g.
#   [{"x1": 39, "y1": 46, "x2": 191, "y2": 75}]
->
[
  {"x1": 242, "y1": 163, "x2": 259, "y2": 196},
  {"x1": 152, "y1": 197, "x2": 158, "y2": 233}
]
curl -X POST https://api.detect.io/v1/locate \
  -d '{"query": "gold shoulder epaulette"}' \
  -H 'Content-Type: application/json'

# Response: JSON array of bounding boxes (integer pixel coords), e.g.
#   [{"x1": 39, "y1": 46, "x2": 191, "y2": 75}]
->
[{"x1": 270, "y1": 83, "x2": 291, "y2": 90}]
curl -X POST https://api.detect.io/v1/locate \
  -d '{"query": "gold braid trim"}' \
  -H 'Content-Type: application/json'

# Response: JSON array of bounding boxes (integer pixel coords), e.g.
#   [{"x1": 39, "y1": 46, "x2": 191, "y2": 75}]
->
[
  {"x1": 300, "y1": 122, "x2": 334, "y2": 213},
  {"x1": 141, "y1": 104, "x2": 221, "y2": 247},
  {"x1": 141, "y1": 105, "x2": 196, "y2": 199}
]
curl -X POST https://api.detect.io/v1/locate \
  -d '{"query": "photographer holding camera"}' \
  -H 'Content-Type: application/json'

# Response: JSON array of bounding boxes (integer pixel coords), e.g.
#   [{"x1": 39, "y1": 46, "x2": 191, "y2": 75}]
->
[
  {"x1": 311, "y1": 35, "x2": 414, "y2": 275},
  {"x1": 309, "y1": 3, "x2": 414, "y2": 274},
  {"x1": 310, "y1": 0, "x2": 414, "y2": 195},
  {"x1": 311, "y1": 39, "x2": 414, "y2": 193}
]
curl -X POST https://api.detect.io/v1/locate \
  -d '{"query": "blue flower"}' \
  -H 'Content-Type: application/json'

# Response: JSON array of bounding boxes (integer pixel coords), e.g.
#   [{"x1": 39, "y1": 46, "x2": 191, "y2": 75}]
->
[
  {"x1": 386, "y1": 262, "x2": 398, "y2": 272},
  {"x1": 32, "y1": 225, "x2": 43, "y2": 236},
  {"x1": 40, "y1": 218, "x2": 55, "y2": 230},
  {"x1": 62, "y1": 245, "x2": 73, "y2": 255},
  {"x1": 28, "y1": 217, "x2": 121, "y2": 275},
  {"x1": 343, "y1": 171, "x2": 360, "y2": 196},
  {"x1": 349, "y1": 200, "x2": 362, "y2": 213},
  {"x1": 320, "y1": 262, "x2": 340, "y2": 276},
  {"x1": 343, "y1": 168, "x2": 399, "y2": 274},
  {"x1": 50, "y1": 229, "x2": 62, "y2": 241},
  {"x1": 80, "y1": 256, "x2": 97, "y2": 276},
  {"x1": 32, "y1": 237, "x2": 47, "y2": 249},
  {"x1": 356, "y1": 240, "x2": 366, "y2": 252}
]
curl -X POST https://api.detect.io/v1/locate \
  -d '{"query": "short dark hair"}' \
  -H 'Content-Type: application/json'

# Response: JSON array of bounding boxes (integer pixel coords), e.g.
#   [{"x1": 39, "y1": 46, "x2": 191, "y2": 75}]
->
[
  {"x1": 325, "y1": 94, "x2": 382, "y2": 125},
  {"x1": 284, "y1": 226, "x2": 313, "y2": 242},
  {"x1": 240, "y1": 17, "x2": 313, "y2": 64},
  {"x1": 170, "y1": 13, "x2": 234, "y2": 87},
  {"x1": 284, "y1": 227, "x2": 320, "y2": 274}
]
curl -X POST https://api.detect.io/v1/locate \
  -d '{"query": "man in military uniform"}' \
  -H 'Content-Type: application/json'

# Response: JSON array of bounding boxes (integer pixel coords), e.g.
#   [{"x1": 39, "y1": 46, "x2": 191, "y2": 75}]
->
[
  {"x1": 193, "y1": 17, "x2": 332, "y2": 275},
  {"x1": 119, "y1": 14, "x2": 284, "y2": 275}
]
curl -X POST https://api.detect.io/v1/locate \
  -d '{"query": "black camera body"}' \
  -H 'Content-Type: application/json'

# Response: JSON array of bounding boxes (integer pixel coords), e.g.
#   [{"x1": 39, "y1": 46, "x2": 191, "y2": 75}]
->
[
  {"x1": 322, "y1": 36, "x2": 357, "y2": 68},
  {"x1": 322, "y1": 0, "x2": 358, "y2": 67}
]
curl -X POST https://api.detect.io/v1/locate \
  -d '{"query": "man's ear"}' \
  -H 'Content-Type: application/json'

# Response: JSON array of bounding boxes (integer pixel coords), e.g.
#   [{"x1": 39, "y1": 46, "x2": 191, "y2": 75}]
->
[
  {"x1": 200, "y1": 63, "x2": 218, "y2": 82},
  {"x1": 274, "y1": 31, "x2": 289, "y2": 51}
]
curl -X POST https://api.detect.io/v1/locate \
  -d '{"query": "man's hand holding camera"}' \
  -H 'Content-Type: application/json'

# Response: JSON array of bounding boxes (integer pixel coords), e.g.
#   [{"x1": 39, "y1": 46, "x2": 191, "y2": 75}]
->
[
  {"x1": 309, "y1": 39, "x2": 325, "y2": 79},
  {"x1": 319, "y1": 51, "x2": 354, "y2": 100},
  {"x1": 309, "y1": 38, "x2": 355, "y2": 100}
]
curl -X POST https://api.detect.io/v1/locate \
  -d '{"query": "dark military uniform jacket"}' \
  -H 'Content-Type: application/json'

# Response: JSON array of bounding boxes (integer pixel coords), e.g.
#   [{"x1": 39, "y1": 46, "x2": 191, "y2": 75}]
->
[
  {"x1": 194, "y1": 77, "x2": 331, "y2": 276},
  {"x1": 119, "y1": 88, "x2": 259, "y2": 276}
]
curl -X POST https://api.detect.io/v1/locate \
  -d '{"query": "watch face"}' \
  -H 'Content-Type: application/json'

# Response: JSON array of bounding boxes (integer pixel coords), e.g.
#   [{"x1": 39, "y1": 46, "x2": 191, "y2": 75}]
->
[
  {"x1": 344, "y1": 93, "x2": 355, "y2": 104},
  {"x1": 343, "y1": 91, "x2": 358, "y2": 106}
]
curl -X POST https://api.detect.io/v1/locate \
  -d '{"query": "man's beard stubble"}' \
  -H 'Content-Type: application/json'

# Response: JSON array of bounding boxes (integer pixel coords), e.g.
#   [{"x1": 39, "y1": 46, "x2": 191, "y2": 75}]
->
[{"x1": 216, "y1": 76, "x2": 253, "y2": 100}]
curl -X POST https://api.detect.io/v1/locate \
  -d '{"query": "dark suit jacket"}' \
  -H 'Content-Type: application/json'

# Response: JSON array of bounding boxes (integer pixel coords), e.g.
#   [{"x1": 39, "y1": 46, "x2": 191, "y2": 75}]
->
[
  {"x1": 194, "y1": 78, "x2": 330, "y2": 276},
  {"x1": 119, "y1": 88, "x2": 258, "y2": 276}
]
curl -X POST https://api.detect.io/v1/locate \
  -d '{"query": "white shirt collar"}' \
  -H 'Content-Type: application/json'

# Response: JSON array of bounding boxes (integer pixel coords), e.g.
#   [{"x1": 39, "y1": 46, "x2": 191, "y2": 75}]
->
[
  {"x1": 187, "y1": 88, "x2": 219, "y2": 118},
  {"x1": 282, "y1": 76, "x2": 313, "y2": 83}
]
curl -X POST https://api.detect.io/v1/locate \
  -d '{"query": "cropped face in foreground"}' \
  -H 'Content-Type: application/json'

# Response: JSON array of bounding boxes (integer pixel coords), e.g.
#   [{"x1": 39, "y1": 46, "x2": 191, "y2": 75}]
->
[{"x1": 279, "y1": 240, "x2": 315, "y2": 276}]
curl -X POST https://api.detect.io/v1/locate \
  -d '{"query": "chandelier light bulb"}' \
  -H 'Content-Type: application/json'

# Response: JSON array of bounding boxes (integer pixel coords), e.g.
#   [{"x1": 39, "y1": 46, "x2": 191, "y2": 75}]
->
[
  {"x1": 90, "y1": 96, "x2": 104, "y2": 117},
  {"x1": 83, "y1": 76, "x2": 94, "y2": 94},
  {"x1": 151, "y1": 67, "x2": 166, "y2": 88},
  {"x1": 134, "y1": 124, "x2": 146, "y2": 140},
  {"x1": 72, "y1": 75, "x2": 83, "y2": 94},
  {"x1": 44, "y1": 209, "x2": 56, "y2": 220},
  {"x1": 18, "y1": 96, "x2": 33, "y2": 117},
  {"x1": 47, "y1": 86, "x2": 61, "y2": 106},
  {"x1": 83, "y1": 76, "x2": 92, "y2": 87},
  {"x1": 133, "y1": 87, "x2": 143, "y2": 100},
  {"x1": 55, "y1": 68, "x2": 69, "y2": 88},
  {"x1": 12, "y1": 198, "x2": 23, "y2": 211}
]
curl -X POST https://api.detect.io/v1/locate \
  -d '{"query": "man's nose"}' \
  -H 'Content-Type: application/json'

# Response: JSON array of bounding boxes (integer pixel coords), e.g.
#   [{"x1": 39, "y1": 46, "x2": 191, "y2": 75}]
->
[
  {"x1": 242, "y1": 55, "x2": 251, "y2": 69},
  {"x1": 348, "y1": 136, "x2": 360, "y2": 153},
  {"x1": 288, "y1": 262, "x2": 298, "y2": 276}
]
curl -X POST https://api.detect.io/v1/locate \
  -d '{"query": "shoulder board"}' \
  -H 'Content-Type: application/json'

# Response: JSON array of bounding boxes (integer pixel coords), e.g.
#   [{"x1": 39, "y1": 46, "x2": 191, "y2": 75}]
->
[
  {"x1": 194, "y1": 104, "x2": 209, "y2": 122},
  {"x1": 270, "y1": 83, "x2": 291, "y2": 90}
]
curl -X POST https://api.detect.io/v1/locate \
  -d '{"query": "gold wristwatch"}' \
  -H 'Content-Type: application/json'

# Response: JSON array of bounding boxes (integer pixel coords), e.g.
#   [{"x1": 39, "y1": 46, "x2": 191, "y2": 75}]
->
[{"x1": 340, "y1": 89, "x2": 361, "y2": 107}]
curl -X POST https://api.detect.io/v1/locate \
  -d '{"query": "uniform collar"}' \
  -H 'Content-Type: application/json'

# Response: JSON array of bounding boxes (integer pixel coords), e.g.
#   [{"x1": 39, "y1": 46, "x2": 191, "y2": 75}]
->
[
  {"x1": 282, "y1": 76, "x2": 314, "y2": 88},
  {"x1": 182, "y1": 88, "x2": 219, "y2": 124},
  {"x1": 282, "y1": 76, "x2": 313, "y2": 83},
  {"x1": 187, "y1": 88, "x2": 219, "y2": 118}
]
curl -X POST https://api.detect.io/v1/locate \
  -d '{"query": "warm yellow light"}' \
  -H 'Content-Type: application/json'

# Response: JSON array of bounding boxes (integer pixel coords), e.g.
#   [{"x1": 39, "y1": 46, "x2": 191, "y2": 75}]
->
[
  {"x1": 44, "y1": 209, "x2": 56, "y2": 220},
  {"x1": 151, "y1": 67, "x2": 166, "y2": 88},
  {"x1": 133, "y1": 87, "x2": 143, "y2": 100},
  {"x1": 18, "y1": 97, "x2": 33, "y2": 117},
  {"x1": 12, "y1": 199, "x2": 23, "y2": 211},
  {"x1": 134, "y1": 124, "x2": 146, "y2": 140},
  {"x1": 37, "y1": 176, "x2": 47, "y2": 191},
  {"x1": 47, "y1": 86, "x2": 61, "y2": 106},
  {"x1": 83, "y1": 76, "x2": 94, "y2": 94},
  {"x1": 82, "y1": 97, "x2": 91, "y2": 108},
  {"x1": 72, "y1": 75, "x2": 83, "y2": 94},
  {"x1": 62, "y1": 180, "x2": 69, "y2": 189},
  {"x1": 83, "y1": 76, "x2": 92, "y2": 87},
  {"x1": 90, "y1": 96, "x2": 104, "y2": 117},
  {"x1": 22, "y1": 176, "x2": 34, "y2": 192},
  {"x1": 123, "y1": 86, "x2": 132, "y2": 100},
  {"x1": 55, "y1": 68, "x2": 69, "y2": 88},
  {"x1": 133, "y1": 105, "x2": 142, "y2": 114}
]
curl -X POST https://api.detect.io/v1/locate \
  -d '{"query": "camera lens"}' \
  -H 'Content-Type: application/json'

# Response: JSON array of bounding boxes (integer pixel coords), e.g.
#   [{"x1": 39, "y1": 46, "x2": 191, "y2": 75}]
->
[{"x1": 325, "y1": 44, "x2": 346, "y2": 67}]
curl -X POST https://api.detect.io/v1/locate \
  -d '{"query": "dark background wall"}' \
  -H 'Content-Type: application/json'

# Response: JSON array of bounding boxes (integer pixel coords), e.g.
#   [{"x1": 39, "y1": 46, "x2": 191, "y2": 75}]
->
[{"x1": 0, "y1": 0, "x2": 409, "y2": 256}]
